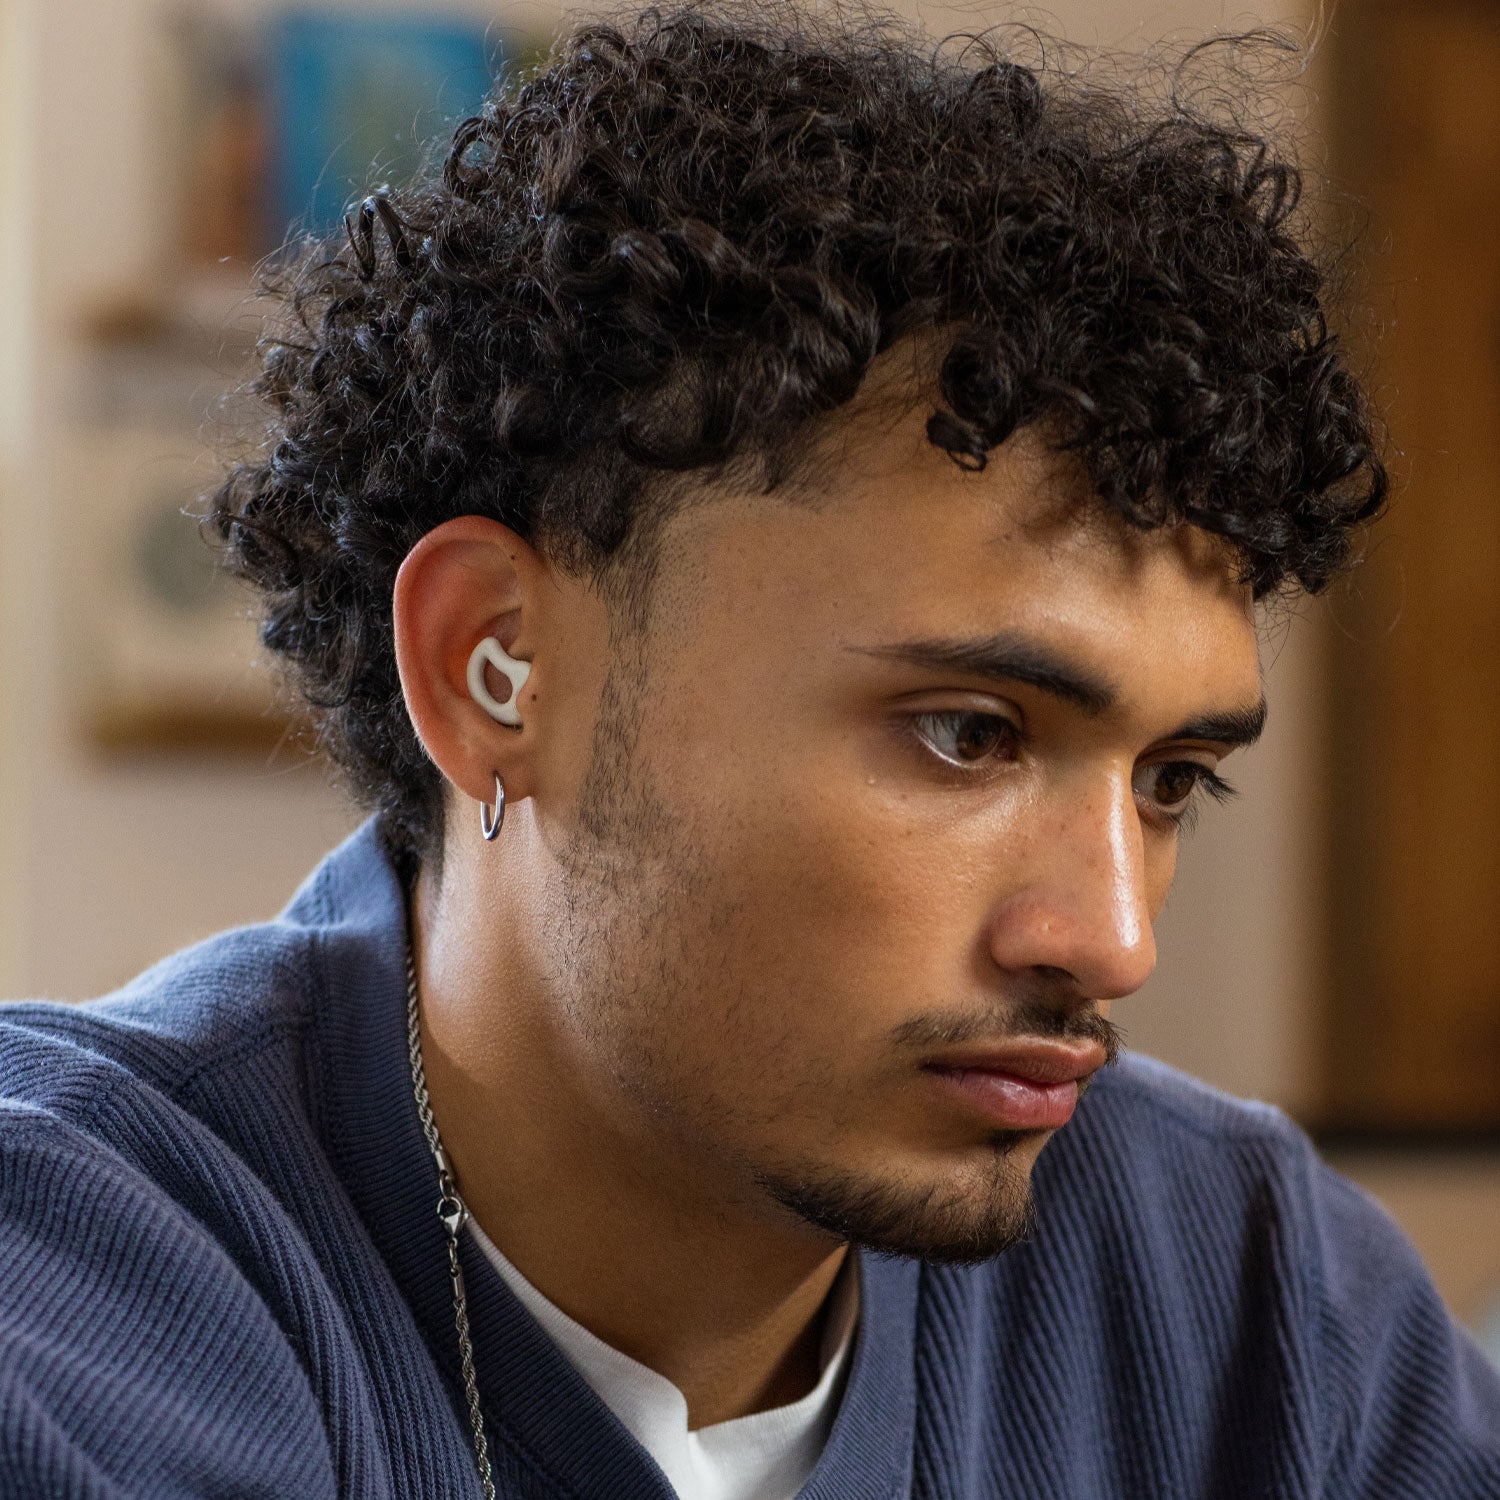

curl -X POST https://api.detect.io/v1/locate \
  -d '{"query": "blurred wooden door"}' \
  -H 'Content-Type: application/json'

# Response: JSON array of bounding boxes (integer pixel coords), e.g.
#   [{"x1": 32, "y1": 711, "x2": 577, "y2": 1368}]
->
[{"x1": 1325, "y1": 1, "x2": 1500, "y2": 1129}]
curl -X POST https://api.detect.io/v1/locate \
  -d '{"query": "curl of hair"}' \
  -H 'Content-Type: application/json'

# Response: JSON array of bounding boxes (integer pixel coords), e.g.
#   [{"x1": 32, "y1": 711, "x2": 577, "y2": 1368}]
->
[{"x1": 210, "y1": 0, "x2": 1386, "y2": 866}]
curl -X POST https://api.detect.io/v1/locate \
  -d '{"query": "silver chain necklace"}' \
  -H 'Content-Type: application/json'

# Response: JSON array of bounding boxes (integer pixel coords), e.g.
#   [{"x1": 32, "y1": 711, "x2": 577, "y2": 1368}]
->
[{"x1": 405, "y1": 941, "x2": 498, "y2": 1499}]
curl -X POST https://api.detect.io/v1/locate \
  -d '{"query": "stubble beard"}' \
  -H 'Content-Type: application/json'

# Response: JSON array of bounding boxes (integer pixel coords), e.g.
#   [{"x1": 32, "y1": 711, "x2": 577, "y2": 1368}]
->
[
  {"x1": 751, "y1": 1137, "x2": 1042, "y2": 1265},
  {"x1": 553, "y1": 643, "x2": 1048, "y2": 1267}
]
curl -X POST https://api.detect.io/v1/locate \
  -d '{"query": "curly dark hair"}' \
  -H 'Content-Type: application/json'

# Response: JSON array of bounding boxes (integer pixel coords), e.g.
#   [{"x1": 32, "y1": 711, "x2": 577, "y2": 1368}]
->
[{"x1": 210, "y1": 0, "x2": 1385, "y2": 869}]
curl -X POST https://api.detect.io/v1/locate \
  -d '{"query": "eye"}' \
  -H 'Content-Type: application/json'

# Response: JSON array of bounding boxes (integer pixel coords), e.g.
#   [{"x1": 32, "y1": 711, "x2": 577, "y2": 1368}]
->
[
  {"x1": 911, "y1": 710, "x2": 1022, "y2": 769},
  {"x1": 1136, "y1": 759, "x2": 1237, "y2": 827}
]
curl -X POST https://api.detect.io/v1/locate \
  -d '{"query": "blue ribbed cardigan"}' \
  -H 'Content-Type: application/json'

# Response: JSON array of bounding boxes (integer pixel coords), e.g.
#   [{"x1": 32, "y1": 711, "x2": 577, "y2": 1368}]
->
[{"x1": 2, "y1": 820, "x2": 1498, "y2": 1499}]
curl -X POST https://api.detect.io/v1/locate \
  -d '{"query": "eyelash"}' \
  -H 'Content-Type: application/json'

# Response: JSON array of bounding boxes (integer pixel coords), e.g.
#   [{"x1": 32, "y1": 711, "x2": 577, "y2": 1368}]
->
[
  {"x1": 907, "y1": 710, "x2": 1239, "y2": 831},
  {"x1": 1154, "y1": 763, "x2": 1238, "y2": 834}
]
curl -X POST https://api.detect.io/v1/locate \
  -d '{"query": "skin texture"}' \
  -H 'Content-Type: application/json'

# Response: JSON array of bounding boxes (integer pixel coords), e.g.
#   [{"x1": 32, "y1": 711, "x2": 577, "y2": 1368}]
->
[{"x1": 393, "y1": 358, "x2": 1264, "y2": 1430}]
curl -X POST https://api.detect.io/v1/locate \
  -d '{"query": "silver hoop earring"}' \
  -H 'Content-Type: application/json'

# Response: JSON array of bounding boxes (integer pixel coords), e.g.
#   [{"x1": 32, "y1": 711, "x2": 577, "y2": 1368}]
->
[{"x1": 479, "y1": 772, "x2": 506, "y2": 842}]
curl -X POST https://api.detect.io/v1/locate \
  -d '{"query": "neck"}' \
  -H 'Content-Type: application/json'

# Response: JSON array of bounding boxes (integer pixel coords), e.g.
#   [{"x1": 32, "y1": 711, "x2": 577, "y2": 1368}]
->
[{"x1": 409, "y1": 833, "x2": 850, "y2": 1429}]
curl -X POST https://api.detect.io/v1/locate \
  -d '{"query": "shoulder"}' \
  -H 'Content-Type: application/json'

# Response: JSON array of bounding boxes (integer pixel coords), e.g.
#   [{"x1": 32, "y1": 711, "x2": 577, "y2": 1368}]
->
[
  {"x1": 947, "y1": 1052, "x2": 1500, "y2": 1487},
  {"x1": 1030, "y1": 1050, "x2": 1327, "y2": 1232},
  {"x1": 1037, "y1": 1051, "x2": 1436, "y2": 1318},
  {"x1": 0, "y1": 830, "x2": 394, "y2": 1499},
  {"x1": 0, "y1": 915, "x2": 323, "y2": 1131},
  {"x1": 0, "y1": 927, "x2": 343, "y2": 1498},
  {"x1": 1076, "y1": 1047, "x2": 1300, "y2": 1145},
  {"x1": 0, "y1": 818, "x2": 384, "y2": 1132},
  {"x1": 0, "y1": 1080, "x2": 340, "y2": 1497},
  {"x1": 1081, "y1": 1051, "x2": 1429, "y2": 1271}
]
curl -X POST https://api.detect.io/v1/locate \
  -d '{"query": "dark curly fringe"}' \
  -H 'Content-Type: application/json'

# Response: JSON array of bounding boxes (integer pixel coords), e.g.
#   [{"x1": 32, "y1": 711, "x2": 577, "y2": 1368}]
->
[{"x1": 209, "y1": 0, "x2": 1386, "y2": 869}]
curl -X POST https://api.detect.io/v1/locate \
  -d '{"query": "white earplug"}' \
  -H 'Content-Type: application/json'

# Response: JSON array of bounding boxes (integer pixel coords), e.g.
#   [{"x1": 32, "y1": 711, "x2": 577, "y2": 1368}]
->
[{"x1": 466, "y1": 637, "x2": 531, "y2": 727}]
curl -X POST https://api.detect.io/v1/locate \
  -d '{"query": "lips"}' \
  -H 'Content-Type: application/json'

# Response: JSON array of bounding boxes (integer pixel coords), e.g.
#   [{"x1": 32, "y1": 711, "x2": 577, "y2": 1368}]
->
[
  {"x1": 922, "y1": 1041, "x2": 1107, "y2": 1131},
  {"x1": 924, "y1": 1041, "x2": 1107, "y2": 1086}
]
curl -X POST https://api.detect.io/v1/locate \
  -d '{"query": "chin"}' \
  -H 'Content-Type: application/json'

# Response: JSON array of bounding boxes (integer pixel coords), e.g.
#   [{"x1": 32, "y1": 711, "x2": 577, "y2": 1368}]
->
[{"x1": 753, "y1": 1135, "x2": 1042, "y2": 1264}]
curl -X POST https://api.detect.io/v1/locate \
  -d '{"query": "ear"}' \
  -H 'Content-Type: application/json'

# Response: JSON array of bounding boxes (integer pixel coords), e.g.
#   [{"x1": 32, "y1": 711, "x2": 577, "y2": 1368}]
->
[{"x1": 393, "y1": 516, "x2": 548, "y2": 808}]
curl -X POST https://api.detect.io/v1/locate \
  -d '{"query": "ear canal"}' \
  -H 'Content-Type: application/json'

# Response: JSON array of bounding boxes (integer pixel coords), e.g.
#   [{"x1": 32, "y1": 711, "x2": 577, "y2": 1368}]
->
[{"x1": 466, "y1": 637, "x2": 531, "y2": 727}]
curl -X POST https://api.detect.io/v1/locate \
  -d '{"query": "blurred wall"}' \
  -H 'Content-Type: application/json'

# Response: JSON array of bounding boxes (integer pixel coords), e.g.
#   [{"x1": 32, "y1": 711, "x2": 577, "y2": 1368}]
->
[
  {"x1": 1, "y1": 0, "x2": 32, "y2": 997},
  {"x1": 0, "y1": 0, "x2": 1324, "y2": 1117}
]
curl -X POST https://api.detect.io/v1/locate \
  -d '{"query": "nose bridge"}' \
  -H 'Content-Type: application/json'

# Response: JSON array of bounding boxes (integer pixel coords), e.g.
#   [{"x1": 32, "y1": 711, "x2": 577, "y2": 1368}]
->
[
  {"x1": 1101, "y1": 775, "x2": 1150, "y2": 965},
  {"x1": 991, "y1": 768, "x2": 1157, "y2": 1000},
  {"x1": 1065, "y1": 769, "x2": 1155, "y2": 997}
]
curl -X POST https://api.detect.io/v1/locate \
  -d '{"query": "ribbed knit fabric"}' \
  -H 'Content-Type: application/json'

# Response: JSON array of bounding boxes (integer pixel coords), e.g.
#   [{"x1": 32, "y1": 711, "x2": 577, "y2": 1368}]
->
[{"x1": 1, "y1": 818, "x2": 1497, "y2": 1499}]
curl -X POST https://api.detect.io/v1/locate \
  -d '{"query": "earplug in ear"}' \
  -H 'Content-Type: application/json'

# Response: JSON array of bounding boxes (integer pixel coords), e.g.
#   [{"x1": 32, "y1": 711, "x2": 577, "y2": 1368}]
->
[{"x1": 467, "y1": 637, "x2": 531, "y2": 727}]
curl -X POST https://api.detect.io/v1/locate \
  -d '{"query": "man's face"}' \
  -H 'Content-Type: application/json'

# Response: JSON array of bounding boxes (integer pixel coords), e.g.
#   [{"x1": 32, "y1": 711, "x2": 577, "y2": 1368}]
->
[{"x1": 525, "y1": 387, "x2": 1263, "y2": 1263}]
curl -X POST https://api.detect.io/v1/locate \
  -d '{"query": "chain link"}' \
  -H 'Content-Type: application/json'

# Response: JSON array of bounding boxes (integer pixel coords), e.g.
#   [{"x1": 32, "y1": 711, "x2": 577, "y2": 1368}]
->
[{"x1": 406, "y1": 943, "x2": 497, "y2": 1500}]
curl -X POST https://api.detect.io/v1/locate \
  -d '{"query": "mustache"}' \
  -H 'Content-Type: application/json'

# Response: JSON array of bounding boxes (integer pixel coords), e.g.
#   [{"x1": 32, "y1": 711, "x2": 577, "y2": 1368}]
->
[{"x1": 890, "y1": 999, "x2": 1123, "y2": 1067}]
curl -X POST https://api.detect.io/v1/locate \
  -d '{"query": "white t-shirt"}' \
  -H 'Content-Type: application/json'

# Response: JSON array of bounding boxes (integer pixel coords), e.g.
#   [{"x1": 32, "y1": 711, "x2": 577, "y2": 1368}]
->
[{"x1": 469, "y1": 1221, "x2": 861, "y2": 1500}]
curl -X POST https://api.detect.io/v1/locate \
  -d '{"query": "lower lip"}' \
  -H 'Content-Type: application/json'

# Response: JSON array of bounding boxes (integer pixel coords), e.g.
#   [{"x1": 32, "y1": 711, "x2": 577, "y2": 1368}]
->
[{"x1": 925, "y1": 1067, "x2": 1080, "y2": 1131}]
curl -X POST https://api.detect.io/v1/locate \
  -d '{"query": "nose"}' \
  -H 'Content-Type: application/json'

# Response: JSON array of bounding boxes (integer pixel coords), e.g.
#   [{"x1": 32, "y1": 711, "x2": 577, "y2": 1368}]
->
[{"x1": 985, "y1": 773, "x2": 1158, "y2": 1002}]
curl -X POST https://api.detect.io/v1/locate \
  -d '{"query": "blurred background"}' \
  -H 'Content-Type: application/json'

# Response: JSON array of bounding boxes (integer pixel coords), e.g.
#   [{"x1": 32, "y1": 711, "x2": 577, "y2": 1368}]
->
[{"x1": 1, "y1": 0, "x2": 1497, "y2": 1359}]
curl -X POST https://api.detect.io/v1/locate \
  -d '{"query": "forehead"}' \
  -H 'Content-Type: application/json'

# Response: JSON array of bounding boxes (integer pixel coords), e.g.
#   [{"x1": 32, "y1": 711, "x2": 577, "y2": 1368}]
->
[{"x1": 644, "y1": 382, "x2": 1260, "y2": 707}]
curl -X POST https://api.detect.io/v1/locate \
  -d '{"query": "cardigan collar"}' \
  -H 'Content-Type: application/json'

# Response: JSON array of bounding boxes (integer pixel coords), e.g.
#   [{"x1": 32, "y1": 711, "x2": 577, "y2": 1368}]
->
[{"x1": 293, "y1": 818, "x2": 920, "y2": 1500}]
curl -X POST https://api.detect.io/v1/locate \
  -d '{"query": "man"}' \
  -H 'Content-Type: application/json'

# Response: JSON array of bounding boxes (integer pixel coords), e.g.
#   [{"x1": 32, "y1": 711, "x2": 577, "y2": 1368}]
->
[{"x1": 2, "y1": 3, "x2": 1497, "y2": 1496}]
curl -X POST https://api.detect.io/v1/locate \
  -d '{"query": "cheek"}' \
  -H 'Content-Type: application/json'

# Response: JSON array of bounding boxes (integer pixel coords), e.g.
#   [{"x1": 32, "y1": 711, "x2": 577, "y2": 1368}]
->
[{"x1": 693, "y1": 781, "x2": 1000, "y2": 1051}]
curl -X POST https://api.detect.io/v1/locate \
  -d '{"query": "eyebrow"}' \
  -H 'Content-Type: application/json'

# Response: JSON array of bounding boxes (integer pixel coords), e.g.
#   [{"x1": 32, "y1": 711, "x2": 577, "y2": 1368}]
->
[
  {"x1": 1165, "y1": 701, "x2": 1268, "y2": 749},
  {"x1": 847, "y1": 633, "x2": 1269, "y2": 748}
]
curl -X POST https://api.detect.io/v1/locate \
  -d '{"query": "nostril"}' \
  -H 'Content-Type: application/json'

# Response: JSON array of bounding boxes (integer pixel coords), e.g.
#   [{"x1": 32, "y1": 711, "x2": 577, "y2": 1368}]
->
[{"x1": 1031, "y1": 963, "x2": 1074, "y2": 985}]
